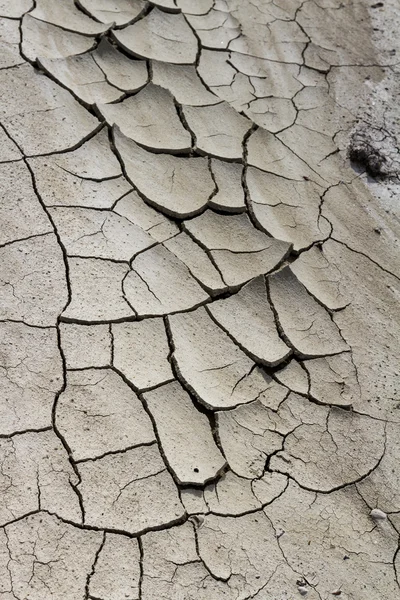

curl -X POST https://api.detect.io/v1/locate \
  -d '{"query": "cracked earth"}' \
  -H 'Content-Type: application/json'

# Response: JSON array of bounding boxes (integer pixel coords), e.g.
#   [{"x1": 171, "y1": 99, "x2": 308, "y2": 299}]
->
[{"x1": 0, "y1": 0, "x2": 399, "y2": 599}]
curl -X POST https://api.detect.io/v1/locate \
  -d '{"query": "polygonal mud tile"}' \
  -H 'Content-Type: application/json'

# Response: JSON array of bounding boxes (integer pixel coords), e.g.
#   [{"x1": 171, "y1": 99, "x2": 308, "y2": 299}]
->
[
  {"x1": 114, "y1": 128, "x2": 214, "y2": 217},
  {"x1": 0, "y1": 64, "x2": 100, "y2": 156},
  {"x1": 184, "y1": 210, "x2": 291, "y2": 288},
  {"x1": 112, "y1": 8, "x2": 198, "y2": 64},
  {"x1": 114, "y1": 190, "x2": 179, "y2": 242},
  {"x1": 267, "y1": 266, "x2": 349, "y2": 358},
  {"x1": 0, "y1": 161, "x2": 51, "y2": 245},
  {"x1": 112, "y1": 319, "x2": 173, "y2": 390},
  {"x1": 0, "y1": 0, "x2": 33, "y2": 18},
  {"x1": 143, "y1": 381, "x2": 226, "y2": 485},
  {"x1": 89, "y1": 533, "x2": 141, "y2": 600},
  {"x1": 98, "y1": 84, "x2": 191, "y2": 153},
  {"x1": 0, "y1": 235, "x2": 67, "y2": 326},
  {"x1": 168, "y1": 307, "x2": 287, "y2": 410},
  {"x1": 56, "y1": 368, "x2": 155, "y2": 461},
  {"x1": 151, "y1": 61, "x2": 220, "y2": 106},
  {"x1": 124, "y1": 244, "x2": 209, "y2": 316},
  {"x1": 29, "y1": 129, "x2": 131, "y2": 209},
  {"x1": 0, "y1": 430, "x2": 82, "y2": 526},
  {"x1": 60, "y1": 323, "x2": 111, "y2": 369},
  {"x1": 38, "y1": 54, "x2": 124, "y2": 106},
  {"x1": 93, "y1": 38, "x2": 148, "y2": 92},
  {"x1": 208, "y1": 158, "x2": 245, "y2": 213},
  {"x1": 31, "y1": 0, "x2": 112, "y2": 34},
  {"x1": 0, "y1": 322, "x2": 62, "y2": 435},
  {"x1": 77, "y1": 0, "x2": 147, "y2": 25},
  {"x1": 21, "y1": 14, "x2": 97, "y2": 61},
  {"x1": 2, "y1": 513, "x2": 103, "y2": 600},
  {"x1": 208, "y1": 276, "x2": 291, "y2": 367},
  {"x1": 77, "y1": 444, "x2": 185, "y2": 533},
  {"x1": 182, "y1": 101, "x2": 251, "y2": 159},
  {"x1": 49, "y1": 207, "x2": 154, "y2": 261},
  {"x1": 0, "y1": 17, "x2": 23, "y2": 69},
  {"x1": 63, "y1": 257, "x2": 134, "y2": 322},
  {"x1": 164, "y1": 232, "x2": 226, "y2": 295},
  {"x1": 0, "y1": 125, "x2": 22, "y2": 163}
]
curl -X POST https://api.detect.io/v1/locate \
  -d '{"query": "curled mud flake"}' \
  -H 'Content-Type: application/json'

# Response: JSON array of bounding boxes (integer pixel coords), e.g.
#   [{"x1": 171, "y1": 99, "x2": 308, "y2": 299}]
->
[
  {"x1": 184, "y1": 210, "x2": 291, "y2": 289},
  {"x1": 182, "y1": 101, "x2": 251, "y2": 160},
  {"x1": 268, "y1": 266, "x2": 349, "y2": 358},
  {"x1": 113, "y1": 190, "x2": 179, "y2": 243},
  {"x1": 124, "y1": 244, "x2": 209, "y2": 317},
  {"x1": 77, "y1": 0, "x2": 147, "y2": 26},
  {"x1": 93, "y1": 38, "x2": 149, "y2": 93},
  {"x1": 208, "y1": 158, "x2": 246, "y2": 213},
  {"x1": 21, "y1": 14, "x2": 97, "y2": 62},
  {"x1": 98, "y1": 84, "x2": 192, "y2": 154},
  {"x1": 38, "y1": 54, "x2": 124, "y2": 107},
  {"x1": 208, "y1": 276, "x2": 291, "y2": 367},
  {"x1": 114, "y1": 128, "x2": 213, "y2": 217},
  {"x1": 31, "y1": 0, "x2": 112, "y2": 35},
  {"x1": 143, "y1": 380, "x2": 226, "y2": 485},
  {"x1": 164, "y1": 232, "x2": 226, "y2": 296},
  {"x1": 169, "y1": 306, "x2": 285, "y2": 411},
  {"x1": 112, "y1": 8, "x2": 198, "y2": 64},
  {"x1": 246, "y1": 166, "x2": 330, "y2": 252},
  {"x1": 151, "y1": 60, "x2": 220, "y2": 106}
]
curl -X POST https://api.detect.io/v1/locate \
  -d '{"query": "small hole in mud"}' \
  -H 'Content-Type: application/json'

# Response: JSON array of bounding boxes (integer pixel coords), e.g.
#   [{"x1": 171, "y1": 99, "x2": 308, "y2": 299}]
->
[{"x1": 193, "y1": 468, "x2": 199, "y2": 473}]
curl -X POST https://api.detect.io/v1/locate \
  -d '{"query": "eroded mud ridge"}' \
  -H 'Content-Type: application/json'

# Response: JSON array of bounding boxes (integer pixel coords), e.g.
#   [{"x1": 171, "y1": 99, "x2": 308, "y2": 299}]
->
[{"x1": 0, "y1": 1, "x2": 399, "y2": 598}]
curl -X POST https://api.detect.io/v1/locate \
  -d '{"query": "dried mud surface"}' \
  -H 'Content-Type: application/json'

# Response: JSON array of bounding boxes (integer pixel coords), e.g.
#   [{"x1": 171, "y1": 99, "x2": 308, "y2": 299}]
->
[{"x1": 0, "y1": 1, "x2": 399, "y2": 599}]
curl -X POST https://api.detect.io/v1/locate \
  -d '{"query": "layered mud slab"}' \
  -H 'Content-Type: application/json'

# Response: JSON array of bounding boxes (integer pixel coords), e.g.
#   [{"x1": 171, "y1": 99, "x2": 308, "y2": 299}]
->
[{"x1": 0, "y1": 1, "x2": 399, "y2": 599}]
